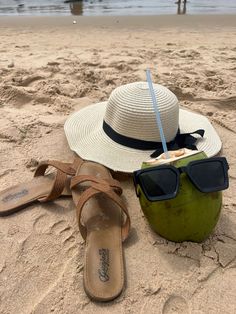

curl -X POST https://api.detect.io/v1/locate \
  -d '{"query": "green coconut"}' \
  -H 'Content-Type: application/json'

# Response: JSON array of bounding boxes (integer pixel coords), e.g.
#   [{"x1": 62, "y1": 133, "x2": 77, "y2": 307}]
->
[{"x1": 138, "y1": 151, "x2": 222, "y2": 242}]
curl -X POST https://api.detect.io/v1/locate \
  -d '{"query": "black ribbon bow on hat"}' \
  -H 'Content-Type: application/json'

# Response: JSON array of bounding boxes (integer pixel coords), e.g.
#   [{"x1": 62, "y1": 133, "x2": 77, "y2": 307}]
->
[
  {"x1": 103, "y1": 121, "x2": 205, "y2": 158},
  {"x1": 150, "y1": 129, "x2": 205, "y2": 158}
]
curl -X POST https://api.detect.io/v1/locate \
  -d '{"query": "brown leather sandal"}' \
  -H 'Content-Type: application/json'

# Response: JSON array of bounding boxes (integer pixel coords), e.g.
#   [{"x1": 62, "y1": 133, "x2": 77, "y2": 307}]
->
[
  {"x1": 70, "y1": 159, "x2": 130, "y2": 302},
  {"x1": 0, "y1": 159, "x2": 79, "y2": 216}
]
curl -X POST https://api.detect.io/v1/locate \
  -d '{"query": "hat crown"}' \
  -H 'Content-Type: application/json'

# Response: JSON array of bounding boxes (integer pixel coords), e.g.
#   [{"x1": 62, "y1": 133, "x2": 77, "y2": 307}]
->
[{"x1": 104, "y1": 82, "x2": 179, "y2": 142}]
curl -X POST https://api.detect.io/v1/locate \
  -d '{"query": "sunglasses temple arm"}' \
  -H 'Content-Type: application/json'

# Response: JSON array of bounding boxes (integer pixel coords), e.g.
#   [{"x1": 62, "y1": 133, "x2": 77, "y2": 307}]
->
[{"x1": 132, "y1": 175, "x2": 139, "y2": 197}]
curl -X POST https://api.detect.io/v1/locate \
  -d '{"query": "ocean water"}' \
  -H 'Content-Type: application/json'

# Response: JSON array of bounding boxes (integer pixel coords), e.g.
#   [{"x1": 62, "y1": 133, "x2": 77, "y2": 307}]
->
[{"x1": 0, "y1": 0, "x2": 236, "y2": 16}]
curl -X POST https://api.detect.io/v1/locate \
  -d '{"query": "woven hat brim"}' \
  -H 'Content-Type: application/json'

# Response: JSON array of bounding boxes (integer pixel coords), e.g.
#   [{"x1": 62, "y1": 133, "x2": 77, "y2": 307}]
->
[{"x1": 64, "y1": 102, "x2": 222, "y2": 173}]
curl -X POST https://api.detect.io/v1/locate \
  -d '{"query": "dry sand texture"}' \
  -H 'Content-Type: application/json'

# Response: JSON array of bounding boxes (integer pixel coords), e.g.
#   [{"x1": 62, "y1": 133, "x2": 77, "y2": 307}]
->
[{"x1": 0, "y1": 15, "x2": 236, "y2": 314}]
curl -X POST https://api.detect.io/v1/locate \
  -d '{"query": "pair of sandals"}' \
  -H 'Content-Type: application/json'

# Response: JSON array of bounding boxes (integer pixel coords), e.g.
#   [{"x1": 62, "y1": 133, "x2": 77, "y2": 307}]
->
[{"x1": 0, "y1": 157, "x2": 130, "y2": 302}]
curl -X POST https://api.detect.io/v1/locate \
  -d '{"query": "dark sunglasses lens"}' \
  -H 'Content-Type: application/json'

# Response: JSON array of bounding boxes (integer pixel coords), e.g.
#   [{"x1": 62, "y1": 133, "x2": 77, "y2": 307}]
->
[
  {"x1": 139, "y1": 168, "x2": 178, "y2": 199},
  {"x1": 190, "y1": 160, "x2": 226, "y2": 191}
]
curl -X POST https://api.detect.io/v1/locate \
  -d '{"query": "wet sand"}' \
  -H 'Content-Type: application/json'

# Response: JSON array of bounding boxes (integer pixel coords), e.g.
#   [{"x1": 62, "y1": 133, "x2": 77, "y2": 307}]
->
[{"x1": 1, "y1": 14, "x2": 236, "y2": 28}]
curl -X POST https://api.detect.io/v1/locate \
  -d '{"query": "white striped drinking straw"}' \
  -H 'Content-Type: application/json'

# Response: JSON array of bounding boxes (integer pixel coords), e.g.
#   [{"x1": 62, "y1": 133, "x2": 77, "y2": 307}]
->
[{"x1": 146, "y1": 69, "x2": 170, "y2": 159}]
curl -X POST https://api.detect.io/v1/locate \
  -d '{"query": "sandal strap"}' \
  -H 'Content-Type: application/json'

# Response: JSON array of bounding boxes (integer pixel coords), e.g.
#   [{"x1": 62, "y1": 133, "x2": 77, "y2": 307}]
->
[
  {"x1": 34, "y1": 160, "x2": 76, "y2": 177},
  {"x1": 71, "y1": 156, "x2": 84, "y2": 173},
  {"x1": 34, "y1": 159, "x2": 78, "y2": 202},
  {"x1": 71, "y1": 177, "x2": 130, "y2": 241},
  {"x1": 70, "y1": 175, "x2": 123, "y2": 195}
]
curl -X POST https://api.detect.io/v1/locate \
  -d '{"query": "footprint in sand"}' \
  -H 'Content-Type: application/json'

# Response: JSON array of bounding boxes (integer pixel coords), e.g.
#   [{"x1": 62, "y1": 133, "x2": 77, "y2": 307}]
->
[
  {"x1": 30, "y1": 214, "x2": 78, "y2": 258},
  {"x1": 162, "y1": 295, "x2": 189, "y2": 314},
  {"x1": 15, "y1": 215, "x2": 78, "y2": 304},
  {"x1": 0, "y1": 213, "x2": 80, "y2": 314}
]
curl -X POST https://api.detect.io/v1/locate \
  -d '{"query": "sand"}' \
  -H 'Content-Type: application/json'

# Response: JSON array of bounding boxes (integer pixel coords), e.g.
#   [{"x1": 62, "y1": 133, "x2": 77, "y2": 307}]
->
[{"x1": 0, "y1": 15, "x2": 236, "y2": 314}]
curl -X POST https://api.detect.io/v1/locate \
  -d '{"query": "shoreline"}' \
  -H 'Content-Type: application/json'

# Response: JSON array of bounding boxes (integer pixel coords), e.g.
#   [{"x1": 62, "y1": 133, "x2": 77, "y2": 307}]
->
[{"x1": 0, "y1": 14, "x2": 236, "y2": 29}]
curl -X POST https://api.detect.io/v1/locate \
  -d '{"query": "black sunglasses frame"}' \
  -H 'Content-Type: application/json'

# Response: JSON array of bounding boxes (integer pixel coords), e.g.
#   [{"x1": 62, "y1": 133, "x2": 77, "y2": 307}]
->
[{"x1": 133, "y1": 157, "x2": 229, "y2": 202}]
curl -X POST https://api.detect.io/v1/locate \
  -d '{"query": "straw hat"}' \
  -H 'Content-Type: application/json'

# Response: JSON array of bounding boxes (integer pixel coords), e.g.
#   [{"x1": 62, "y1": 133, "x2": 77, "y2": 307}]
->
[{"x1": 64, "y1": 82, "x2": 222, "y2": 173}]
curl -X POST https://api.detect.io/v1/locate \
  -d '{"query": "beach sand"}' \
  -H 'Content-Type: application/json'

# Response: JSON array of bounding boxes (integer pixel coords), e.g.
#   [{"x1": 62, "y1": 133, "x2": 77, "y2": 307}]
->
[{"x1": 0, "y1": 15, "x2": 236, "y2": 313}]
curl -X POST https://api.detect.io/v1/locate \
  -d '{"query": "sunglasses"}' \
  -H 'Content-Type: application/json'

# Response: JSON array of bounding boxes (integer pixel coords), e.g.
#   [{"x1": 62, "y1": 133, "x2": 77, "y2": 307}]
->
[{"x1": 133, "y1": 157, "x2": 229, "y2": 202}]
